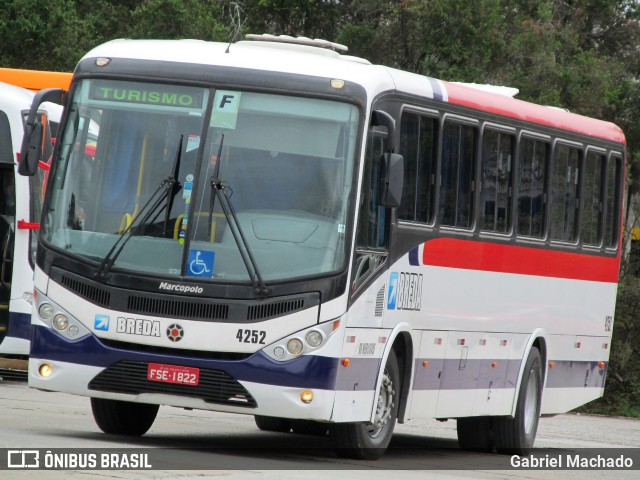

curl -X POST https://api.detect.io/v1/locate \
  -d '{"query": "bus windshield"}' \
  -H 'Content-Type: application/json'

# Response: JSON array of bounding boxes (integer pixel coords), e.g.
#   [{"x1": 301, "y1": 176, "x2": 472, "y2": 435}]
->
[{"x1": 44, "y1": 79, "x2": 360, "y2": 283}]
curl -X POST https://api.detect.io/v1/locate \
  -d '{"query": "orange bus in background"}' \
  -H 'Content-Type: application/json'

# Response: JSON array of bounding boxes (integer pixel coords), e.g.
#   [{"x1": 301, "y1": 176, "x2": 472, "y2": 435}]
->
[{"x1": 0, "y1": 68, "x2": 71, "y2": 92}]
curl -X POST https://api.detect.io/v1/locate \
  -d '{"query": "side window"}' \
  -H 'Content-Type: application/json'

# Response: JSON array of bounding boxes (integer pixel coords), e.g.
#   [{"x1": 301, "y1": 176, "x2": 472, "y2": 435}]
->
[
  {"x1": 550, "y1": 144, "x2": 581, "y2": 242},
  {"x1": 581, "y1": 151, "x2": 605, "y2": 246},
  {"x1": 356, "y1": 133, "x2": 388, "y2": 250},
  {"x1": 398, "y1": 113, "x2": 437, "y2": 223},
  {"x1": 517, "y1": 138, "x2": 548, "y2": 238},
  {"x1": 352, "y1": 131, "x2": 389, "y2": 293},
  {"x1": 0, "y1": 111, "x2": 12, "y2": 164},
  {"x1": 440, "y1": 121, "x2": 477, "y2": 228},
  {"x1": 480, "y1": 129, "x2": 513, "y2": 233},
  {"x1": 604, "y1": 156, "x2": 622, "y2": 248}
]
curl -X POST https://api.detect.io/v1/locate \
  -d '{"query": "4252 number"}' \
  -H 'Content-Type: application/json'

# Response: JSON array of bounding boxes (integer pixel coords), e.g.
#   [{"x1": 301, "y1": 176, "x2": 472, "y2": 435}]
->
[{"x1": 236, "y1": 329, "x2": 266, "y2": 344}]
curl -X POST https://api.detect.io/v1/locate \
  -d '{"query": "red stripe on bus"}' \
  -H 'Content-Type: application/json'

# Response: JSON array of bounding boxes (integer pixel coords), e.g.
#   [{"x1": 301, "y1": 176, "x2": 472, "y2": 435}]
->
[
  {"x1": 422, "y1": 238, "x2": 619, "y2": 283},
  {"x1": 443, "y1": 82, "x2": 626, "y2": 144}
]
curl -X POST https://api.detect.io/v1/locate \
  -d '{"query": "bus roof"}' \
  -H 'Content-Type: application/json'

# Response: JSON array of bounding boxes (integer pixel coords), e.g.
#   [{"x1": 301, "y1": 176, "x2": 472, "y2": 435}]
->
[{"x1": 80, "y1": 39, "x2": 625, "y2": 145}]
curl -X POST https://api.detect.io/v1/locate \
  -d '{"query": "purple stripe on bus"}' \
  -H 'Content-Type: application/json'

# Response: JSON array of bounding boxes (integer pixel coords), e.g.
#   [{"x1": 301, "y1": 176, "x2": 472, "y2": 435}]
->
[
  {"x1": 428, "y1": 77, "x2": 444, "y2": 101},
  {"x1": 334, "y1": 357, "x2": 381, "y2": 391},
  {"x1": 412, "y1": 358, "x2": 608, "y2": 391},
  {"x1": 408, "y1": 246, "x2": 420, "y2": 266},
  {"x1": 545, "y1": 361, "x2": 608, "y2": 389}
]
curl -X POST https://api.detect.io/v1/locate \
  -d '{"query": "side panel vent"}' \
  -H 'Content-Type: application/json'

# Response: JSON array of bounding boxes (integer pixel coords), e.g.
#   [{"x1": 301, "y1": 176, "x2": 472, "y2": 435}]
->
[
  {"x1": 247, "y1": 298, "x2": 305, "y2": 321},
  {"x1": 375, "y1": 285, "x2": 385, "y2": 317},
  {"x1": 127, "y1": 295, "x2": 229, "y2": 321},
  {"x1": 60, "y1": 275, "x2": 111, "y2": 307}
]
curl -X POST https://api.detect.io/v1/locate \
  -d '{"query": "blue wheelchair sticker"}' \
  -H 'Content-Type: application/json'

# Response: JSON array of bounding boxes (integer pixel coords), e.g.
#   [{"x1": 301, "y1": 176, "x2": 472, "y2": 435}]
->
[
  {"x1": 387, "y1": 272, "x2": 398, "y2": 310},
  {"x1": 187, "y1": 249, "x2": 215, "y2": 278}
]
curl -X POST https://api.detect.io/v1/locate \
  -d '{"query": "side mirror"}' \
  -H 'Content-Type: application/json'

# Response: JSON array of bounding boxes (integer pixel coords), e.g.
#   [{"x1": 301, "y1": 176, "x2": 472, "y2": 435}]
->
[
  {"x1": 19, "y1": 88, "x2": 66, "y2": 176},
  {"x1": 380, "y1": 152, "x2": 404, "y2": 208},
  {"x1": 370, "y1": 110, "x2": 395, "y2": 141}
]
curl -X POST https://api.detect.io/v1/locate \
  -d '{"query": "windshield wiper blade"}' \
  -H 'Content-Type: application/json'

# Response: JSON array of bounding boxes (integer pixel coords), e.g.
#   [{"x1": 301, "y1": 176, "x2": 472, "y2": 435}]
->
[
  {"x1": 211, "y1": 179, "x2": 269, "y2": 297},
  {"x1": 95, "y1": 136, "x2": 184, "y2": 282},
  {"x1": 208, "y1": 135, "x2": 269, "y2": 297},
  {"x1": 163, "y1": 135, "x2": 184, "y2": 235}
]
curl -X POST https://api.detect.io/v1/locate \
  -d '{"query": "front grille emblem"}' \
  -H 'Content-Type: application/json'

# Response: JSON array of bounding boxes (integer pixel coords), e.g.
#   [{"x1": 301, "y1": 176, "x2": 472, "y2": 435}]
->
[{"x1": 166, "y1": 324, "x2": 184, "y2": 342}]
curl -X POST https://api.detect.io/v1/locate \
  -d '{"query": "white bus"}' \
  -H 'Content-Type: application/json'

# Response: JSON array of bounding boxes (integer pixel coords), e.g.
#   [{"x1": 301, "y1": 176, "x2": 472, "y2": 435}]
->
[
  {"x1": 21, "y1": 35, "x2": 624, "y2": 459},
  {"x1": 0, "y1": 81, "x2": 60, "y2": 358}
]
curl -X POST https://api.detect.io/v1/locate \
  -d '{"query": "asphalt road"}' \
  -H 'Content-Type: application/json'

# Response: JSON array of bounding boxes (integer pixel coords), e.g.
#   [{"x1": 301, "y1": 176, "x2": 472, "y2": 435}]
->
[{"x1": 0, "y1": 372, "x2": 638, "y2": 479}]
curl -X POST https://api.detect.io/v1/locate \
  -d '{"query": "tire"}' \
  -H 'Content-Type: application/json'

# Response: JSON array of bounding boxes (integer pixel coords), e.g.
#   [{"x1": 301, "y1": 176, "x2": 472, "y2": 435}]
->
[
  {"x1": 457, "y1": 416, "x2": 493, "y2": 452},
  {"x1": 493, "y1": 347, "x2": 543, "y2": 454},
  {"x1": 290, "y1": 419, "x2": 329, "y2": 436},
  {"x1": 330, "y1": 349, "x2": 400, "y2": 460},
  {"x1": 91, "y1": 398, "x2": 159, "y2": 436},
  {"x1": 254, "y1": 415, "x2": 291, "y2": 433}
]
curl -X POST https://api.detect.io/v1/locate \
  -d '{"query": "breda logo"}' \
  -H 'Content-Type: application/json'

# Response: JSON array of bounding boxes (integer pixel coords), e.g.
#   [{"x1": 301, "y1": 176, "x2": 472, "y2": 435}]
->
[{"x1": 166, "y1": 324, "x2": 184, "y2": 342}]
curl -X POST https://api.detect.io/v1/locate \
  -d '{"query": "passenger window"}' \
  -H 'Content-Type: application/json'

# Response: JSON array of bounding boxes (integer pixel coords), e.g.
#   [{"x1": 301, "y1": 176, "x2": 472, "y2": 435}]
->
[
  {"x1": 581, "y1": 152, "x2": 605, "y2": 246},
  {"x1": 517, "y1": 138, "x2": 548, "y2": 238},
  {"x1": 440, "y1": 121, "x2": 476, "y2": 228},
  {"x1": 0, "y1": 111, "x2": 12, "y2": 165},
  {"x1": 604, "y1": 156, "x2": 622, "y2": 248},
  {"x1": 480, "y1": 130, "x2": 513, "y2": 233},
  {"x1": 550, "y1": 144, "x2": 581, "y2": 242},
  {"x1": 398, "y1": 113, "x2": 437, "y2": 223}
]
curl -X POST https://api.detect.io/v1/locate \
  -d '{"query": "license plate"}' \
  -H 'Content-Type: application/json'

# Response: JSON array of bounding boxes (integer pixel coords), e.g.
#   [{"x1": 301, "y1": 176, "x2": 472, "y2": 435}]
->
[{"x1": 147, "y1": 363, "x2": 200, "y2": 386}]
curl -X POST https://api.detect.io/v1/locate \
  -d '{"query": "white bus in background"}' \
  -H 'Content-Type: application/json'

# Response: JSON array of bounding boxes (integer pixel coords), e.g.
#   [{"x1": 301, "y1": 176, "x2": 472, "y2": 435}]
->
[
  {"x1": 20, "y1": 35, "x2": 624, "y2": 459},
  {"x1": 0, "y1": 81, "x2": 61, "y2": 358}
]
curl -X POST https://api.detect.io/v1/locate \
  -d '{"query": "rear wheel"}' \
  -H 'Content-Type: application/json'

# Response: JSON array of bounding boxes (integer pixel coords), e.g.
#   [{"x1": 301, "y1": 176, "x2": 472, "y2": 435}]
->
[
  {"x1": 254, "y1": 415, "x2": 291, "y2": 433},
  {"x1": 457, "y1": 416, "x2": 493, "y2": 452},
  {"x1": 91, "y1": 398, "x2": 158, "y2": 436},
  {"x1": 330, "y1": 349, "x2": 400, "y2": 460},
  {"x1": 494, "y1": 347, "x2": 543, "y2": 454}
]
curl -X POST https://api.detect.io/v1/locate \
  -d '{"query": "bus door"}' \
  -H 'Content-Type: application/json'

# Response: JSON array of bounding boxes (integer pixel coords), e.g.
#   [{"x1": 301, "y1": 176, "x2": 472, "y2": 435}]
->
[
  {"x1": 0, "y1": 110, "x2": 15, "y2": 341},
  {"x1": 0, "y1": 99, "x2": 55, "y2": 355}
]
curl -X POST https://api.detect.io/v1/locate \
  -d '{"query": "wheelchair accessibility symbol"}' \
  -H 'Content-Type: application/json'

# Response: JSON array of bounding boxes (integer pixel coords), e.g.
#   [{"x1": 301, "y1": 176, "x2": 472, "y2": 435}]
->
[{"x1": 187, "y1": 249, "x2": 215, "y2": 278}]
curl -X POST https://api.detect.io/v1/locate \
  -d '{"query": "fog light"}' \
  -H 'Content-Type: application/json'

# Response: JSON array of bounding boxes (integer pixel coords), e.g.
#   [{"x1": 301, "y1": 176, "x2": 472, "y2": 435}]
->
[
  {"x1": 38, "y1": 303, "x2": 54, "y2": 319},
  {"x1": 273, "y1": 346, "x2": 285, "y2": 358},
  {"x1": 52, "y1": 314, "x2": 68, "y2": 331},
  {"x1": 305, "y1": 330, "x2": 323, "y2": 348},
  {"x1": 39, "y1": 363, "x2": 53, "y2": 377},
  {"x1": 300, "y1": 390, "x2": 314, "y2": 403},
  {"x1": 287, "y1": 338, "x2": 303, "y2": 356}
]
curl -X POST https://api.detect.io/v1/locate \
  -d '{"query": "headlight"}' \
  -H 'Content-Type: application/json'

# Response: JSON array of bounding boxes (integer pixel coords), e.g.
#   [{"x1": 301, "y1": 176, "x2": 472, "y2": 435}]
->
[
  {"x1": 38, "y1": 303, "x2": 54, "y2": 319},
  {"x1": 305, "y1": 330, "x2": 323, "y2": 348},
  {"x1": 52, "y1": 314, "x2": 69, "y2": 331},
  {"x1": 287, "y1": 338, "x2": 304, "y2": 356},
  {"x1": 265, "y1": 318, "x2": 342, "y2": 361}
]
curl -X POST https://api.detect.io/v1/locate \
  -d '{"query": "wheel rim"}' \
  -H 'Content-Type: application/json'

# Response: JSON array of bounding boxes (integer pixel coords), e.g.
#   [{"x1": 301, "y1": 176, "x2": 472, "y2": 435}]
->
[
  {"x1": 367, "y1": 368, "x2": 394, "y2": 438},
  {"x1": 523, "y1": 368, "x2": 539, "y2": 434}
]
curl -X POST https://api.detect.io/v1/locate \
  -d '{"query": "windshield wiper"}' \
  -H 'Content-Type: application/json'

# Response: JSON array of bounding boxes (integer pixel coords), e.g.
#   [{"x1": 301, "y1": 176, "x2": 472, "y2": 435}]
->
[
  {"x1": 95, "y1": 136, "x2": 184, "y2": 282},
  {"x1": 208, "y1": 134, "x2": 269, "y2": 297}
]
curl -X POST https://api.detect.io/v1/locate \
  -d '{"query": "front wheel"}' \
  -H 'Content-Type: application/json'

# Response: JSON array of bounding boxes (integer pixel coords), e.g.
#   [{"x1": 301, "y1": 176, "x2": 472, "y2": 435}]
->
[
  {"x1": 254, "y1": 415, "x2": 291, "y2": 432},
  {"x1": 330, "y1": 349, "x2": 400, "y2": 460},
  {"x1": 91, "y1": 398, "x2": 159, "y2": 436}
]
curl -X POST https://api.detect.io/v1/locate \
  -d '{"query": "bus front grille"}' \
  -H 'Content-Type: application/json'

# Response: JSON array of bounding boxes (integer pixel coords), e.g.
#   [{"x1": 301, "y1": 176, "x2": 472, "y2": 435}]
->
[{"x1": 88, "y1": 360, "x2": 257, "y2": 408}]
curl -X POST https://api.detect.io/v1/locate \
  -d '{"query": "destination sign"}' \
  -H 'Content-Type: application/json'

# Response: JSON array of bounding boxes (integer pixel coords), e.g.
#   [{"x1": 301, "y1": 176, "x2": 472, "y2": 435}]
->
[{"x1": 88, "y1": 80, "x2": 204, "y2": 109}]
